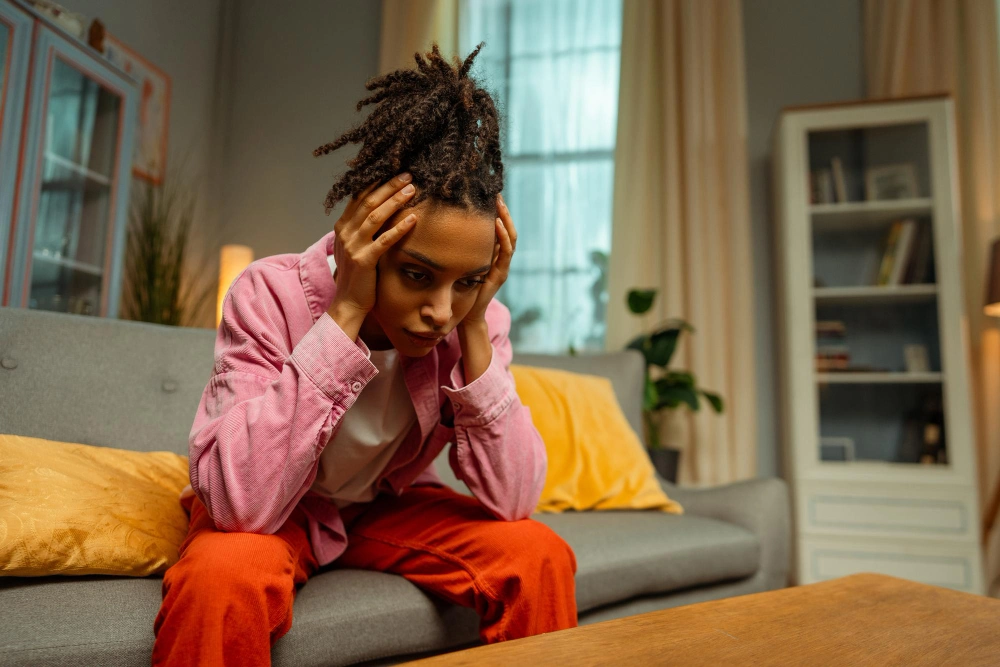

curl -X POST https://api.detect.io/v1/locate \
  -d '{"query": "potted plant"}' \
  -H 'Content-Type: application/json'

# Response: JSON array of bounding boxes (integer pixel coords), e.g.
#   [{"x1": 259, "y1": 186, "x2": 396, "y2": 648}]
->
[
  {"x1": 624, "y1": 288, "x2": 724, "y2": 482},
  {"x1": 120, "y1": 178, "x2": 217, "y2": 327}
]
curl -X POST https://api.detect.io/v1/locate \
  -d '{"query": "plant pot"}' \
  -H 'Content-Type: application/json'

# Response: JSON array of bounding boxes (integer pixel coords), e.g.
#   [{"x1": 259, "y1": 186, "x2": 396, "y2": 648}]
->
[{"x1": 647, "y1": 447, "x2": 680, "y2": 484}]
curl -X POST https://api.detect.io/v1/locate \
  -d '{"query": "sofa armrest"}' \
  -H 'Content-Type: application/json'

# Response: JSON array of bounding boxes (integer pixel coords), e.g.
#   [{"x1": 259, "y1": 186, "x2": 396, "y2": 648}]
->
[{"x1": 660, "y1": 477, "x2": 791, "y2": 591}]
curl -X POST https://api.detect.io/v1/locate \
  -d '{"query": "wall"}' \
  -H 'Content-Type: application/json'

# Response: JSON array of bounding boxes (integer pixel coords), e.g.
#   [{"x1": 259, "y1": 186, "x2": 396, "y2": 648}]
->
[
  {"x1": 743, "y1": 0, "x2": 865, "y2": 478},
  {"x1": 217, "y1": 0, "x2": 382, "y2": 263}
]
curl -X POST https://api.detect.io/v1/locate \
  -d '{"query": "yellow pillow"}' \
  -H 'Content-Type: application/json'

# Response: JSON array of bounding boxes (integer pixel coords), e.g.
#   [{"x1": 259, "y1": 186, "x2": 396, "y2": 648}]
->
[
  {"x1": 0, "y1": 435, "x2": 190, "y2": 577},
  {"x1": 510, "y1": 365, "x2": 683, "y2": 515}
]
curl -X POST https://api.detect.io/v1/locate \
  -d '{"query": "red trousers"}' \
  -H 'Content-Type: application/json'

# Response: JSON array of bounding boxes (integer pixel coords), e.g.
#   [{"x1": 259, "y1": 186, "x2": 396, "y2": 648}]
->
[{"x1": 152, "y1": 484, "x2": 578, "y2": 666}]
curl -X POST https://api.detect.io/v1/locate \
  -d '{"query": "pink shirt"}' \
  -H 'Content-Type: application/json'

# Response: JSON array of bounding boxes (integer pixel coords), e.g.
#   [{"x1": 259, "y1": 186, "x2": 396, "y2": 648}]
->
[{"x1": 186, "y1": 229, "x2": 547, "y2": 566}]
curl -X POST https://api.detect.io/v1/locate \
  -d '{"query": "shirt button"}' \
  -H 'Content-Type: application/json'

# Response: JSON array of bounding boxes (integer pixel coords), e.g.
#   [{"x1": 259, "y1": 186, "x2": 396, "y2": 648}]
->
[{"x1": 351, "y1": 381, "x2": 363, "y2": 393}]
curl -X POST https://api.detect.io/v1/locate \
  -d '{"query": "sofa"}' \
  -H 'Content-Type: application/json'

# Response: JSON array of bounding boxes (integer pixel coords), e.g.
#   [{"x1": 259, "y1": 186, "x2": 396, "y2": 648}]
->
[{"x1": 0, "y1": 306, "x2": 790, "y2": 666}]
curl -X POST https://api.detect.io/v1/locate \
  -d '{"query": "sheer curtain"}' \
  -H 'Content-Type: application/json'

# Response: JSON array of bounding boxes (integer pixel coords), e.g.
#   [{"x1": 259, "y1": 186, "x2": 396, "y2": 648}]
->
[
  {"x1": 605, "y1": 0, "x2": 756, "y2": 485},
  {"x1": 459, "y1": 0, "x2": 624, "y2": 353}
]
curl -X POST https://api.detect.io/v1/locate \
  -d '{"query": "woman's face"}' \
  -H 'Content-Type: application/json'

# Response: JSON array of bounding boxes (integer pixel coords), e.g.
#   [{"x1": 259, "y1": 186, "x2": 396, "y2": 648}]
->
[{"x1": 360, "y1": 198, "x2": 497, "y2": 356}]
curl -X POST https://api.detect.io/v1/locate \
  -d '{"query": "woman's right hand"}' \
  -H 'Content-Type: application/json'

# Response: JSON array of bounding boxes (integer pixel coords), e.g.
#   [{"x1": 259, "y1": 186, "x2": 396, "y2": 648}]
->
[{"x1": 327, "y1": 173, "x2": 417, "y2": 338}]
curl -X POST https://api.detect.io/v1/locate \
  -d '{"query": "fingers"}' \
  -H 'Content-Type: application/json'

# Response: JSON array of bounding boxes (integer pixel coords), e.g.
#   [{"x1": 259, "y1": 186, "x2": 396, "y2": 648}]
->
[
  {"x1": 360, "y1": 182, "x2": 416, "y2": 236},
  {"x1": 366, "y1": 213, "x2": 417, "y2": 262},
  {"x1": 343, "y1": 172, "x2": 413, "y2": 228},
  {"x1": 489, "y1": 216, "x2": 514, "y2": 280},
  {"x1": 342, "y1": 180, "x2": 380, "y2": 222},
  {"x1": 496, "y1": 193, "x2": 517, "y2": 253}
]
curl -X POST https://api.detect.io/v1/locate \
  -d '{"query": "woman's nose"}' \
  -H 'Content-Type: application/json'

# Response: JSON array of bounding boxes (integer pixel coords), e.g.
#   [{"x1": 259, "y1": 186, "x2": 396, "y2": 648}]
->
[{"x1": 422, "y1": 293, "x2": 452, "y2": 328}]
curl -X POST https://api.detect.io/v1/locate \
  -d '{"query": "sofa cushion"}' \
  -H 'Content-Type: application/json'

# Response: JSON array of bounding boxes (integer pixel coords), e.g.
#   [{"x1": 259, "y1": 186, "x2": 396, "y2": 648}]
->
[
  {"x1": 0, "y1": 512, "x2": 758, "y2": 666},
  {"x1": 533, "y1": 511, "x2": 759, "y2": 612}
]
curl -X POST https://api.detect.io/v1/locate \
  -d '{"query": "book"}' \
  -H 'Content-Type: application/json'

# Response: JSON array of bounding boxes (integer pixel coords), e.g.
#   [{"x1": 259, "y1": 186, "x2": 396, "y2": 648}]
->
[
  {"x1": 812, "y1": 169, "x2": 834, "y2": 204},
  {"x1": 876, "y1": 221, "x2": 904, "y2": 286},
  {"x1": 815, "y1": 320, "x2": 846, "y2": 338},
  {"x1": 888, "y1": 219, "x2": 917, "y2": 285},
  {"x1": 903, "y1": 222, "x2": 933, "y2": 284},
  {"x1": 831, "y1": 157, "x2": 848, "y2": 203}
]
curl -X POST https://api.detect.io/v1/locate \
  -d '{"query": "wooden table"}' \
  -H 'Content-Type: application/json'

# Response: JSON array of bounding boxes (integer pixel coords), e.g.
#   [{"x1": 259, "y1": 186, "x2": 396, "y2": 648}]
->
[{"x1": 405, "y1": 574, "x2": 1000, "y2": 666}]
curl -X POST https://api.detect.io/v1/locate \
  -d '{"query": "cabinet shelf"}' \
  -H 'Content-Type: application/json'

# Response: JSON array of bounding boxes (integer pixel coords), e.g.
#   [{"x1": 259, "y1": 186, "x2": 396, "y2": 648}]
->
[
  {"x1": 44, "y1": 151, "x2": 112, "y2": 186},
  {"x1": 813, "y1": 285, "x2": 938, "y2": 304},
  {"x1": 816, "y1": 372, "x2": 943, "y2": 384},
  {"x1": 32, "y1": 251, "x2": 103, "y2": 276},
  {"x1": 811, "y1": 198, "x2": 934, "y2": 230}
]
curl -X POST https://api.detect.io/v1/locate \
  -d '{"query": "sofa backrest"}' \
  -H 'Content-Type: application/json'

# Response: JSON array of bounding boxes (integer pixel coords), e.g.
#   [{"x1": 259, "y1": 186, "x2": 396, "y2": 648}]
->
[{"x1": 0, "y1": 307, "x2": 646, "y2": 457}]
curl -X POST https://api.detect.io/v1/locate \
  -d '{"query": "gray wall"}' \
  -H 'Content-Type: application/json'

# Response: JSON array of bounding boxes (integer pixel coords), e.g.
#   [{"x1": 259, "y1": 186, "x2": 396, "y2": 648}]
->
[
  {"x1": 217, "y1": 0, "x2": 382, "y2": 262},
  {"x1": 743, "y1": 0, "x2": 865, "y2": 478}
]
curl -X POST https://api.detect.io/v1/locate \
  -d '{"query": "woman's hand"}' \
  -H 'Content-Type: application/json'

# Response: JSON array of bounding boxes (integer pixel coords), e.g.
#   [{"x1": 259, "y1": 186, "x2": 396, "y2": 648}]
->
[
  {"x1": 327, "y1": 173, "x2": 417, "y2": 339},
  {"x1": 463, "y1": 193, "x2": 516, "y2": 326}
]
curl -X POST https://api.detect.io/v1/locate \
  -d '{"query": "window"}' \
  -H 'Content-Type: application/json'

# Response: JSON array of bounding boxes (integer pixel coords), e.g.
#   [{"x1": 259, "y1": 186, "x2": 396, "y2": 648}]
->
[{"x1": 459, "y1": 0, "x2": 624, "y2": 353}]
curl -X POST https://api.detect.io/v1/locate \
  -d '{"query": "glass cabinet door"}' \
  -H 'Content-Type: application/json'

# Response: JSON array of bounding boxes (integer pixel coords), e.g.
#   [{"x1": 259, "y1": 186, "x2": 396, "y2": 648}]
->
[
  {"x1": 11, "y1": 25, "x2": 137, "y2": 316},
  {"x1": 0, "y1": 1, "x2": 33, "y2": 302},
  {"x1": 29, "y1": 56, "x2": 122, "y2": 315}
]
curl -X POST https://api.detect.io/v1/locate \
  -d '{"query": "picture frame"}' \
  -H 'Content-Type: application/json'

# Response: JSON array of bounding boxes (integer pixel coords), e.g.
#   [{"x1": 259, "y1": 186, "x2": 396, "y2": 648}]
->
[
  {"x1": 102, "y1": 34, "x2": 171, "y2": 184},
  {"x1": 864, "y1": 163, "x2": 919, "y2": 201}
]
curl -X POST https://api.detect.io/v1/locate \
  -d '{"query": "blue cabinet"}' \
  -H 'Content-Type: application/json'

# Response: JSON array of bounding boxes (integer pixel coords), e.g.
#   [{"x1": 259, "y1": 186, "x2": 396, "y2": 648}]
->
[{"x1": 0, "y1": 0, "x2": 137, "y2": 317}]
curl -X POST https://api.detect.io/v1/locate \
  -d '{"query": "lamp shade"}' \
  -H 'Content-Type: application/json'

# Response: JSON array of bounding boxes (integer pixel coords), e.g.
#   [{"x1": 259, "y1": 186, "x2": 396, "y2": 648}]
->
[
  {"x1": 217, "y1": 245, "x2": 254, "y2": 327},
  {"x1": 986, "y1": 238, "x2": 1000, "y2": 318}
]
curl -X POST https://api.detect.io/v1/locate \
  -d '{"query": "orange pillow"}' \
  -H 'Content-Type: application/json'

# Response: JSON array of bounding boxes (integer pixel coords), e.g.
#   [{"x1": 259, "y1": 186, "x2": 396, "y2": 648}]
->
[
  {"x1": 0, "y1": 435, "x2": 190, "y2": 576},
  {"x1": 510, "y1": 365, "x2": 682, "y2": 514}
]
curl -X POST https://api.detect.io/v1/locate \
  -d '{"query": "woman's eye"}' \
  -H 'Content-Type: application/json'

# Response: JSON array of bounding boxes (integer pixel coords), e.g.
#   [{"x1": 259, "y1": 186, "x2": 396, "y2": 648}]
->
[
  {"x1": 403, "y1": 269, "x2": 428, "y2": 283},
  {"x1": 458, "y1": 277, "x2": 487, "y2": 290}
]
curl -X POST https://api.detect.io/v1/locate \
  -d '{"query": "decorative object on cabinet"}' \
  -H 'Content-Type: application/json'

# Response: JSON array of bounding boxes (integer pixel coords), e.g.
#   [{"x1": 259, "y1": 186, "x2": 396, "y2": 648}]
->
[
  {"x1": 864, "y1": 162, "x2": 919, "y2": 201},
  {"x1": 774, "y1": 96, "x2": 984, "y2": 593},
  {"x1": 100, "y1": 33, "x2": 170, "y2": 184},
  {"x1": 24, "y1": 0, "x2": 83, "y2": 37},
  {"x1": 120, "y1": 179, "x2": 216, "y2": 327},
  {"x1": 0, "y1": 0, "x2": 138, "y2": 318}
]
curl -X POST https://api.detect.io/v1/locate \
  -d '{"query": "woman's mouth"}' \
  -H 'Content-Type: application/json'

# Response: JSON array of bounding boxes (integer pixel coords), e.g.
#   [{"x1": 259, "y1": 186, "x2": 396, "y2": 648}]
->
[{"x1": 404, "y1": 329, "x2": 444, "y2": 347}]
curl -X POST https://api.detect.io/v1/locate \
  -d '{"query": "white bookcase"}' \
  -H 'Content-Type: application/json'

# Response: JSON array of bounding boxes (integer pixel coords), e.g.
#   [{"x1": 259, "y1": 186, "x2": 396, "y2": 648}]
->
[{"x1": 773, "y1": 97, "x2": 984, "y2": 593}]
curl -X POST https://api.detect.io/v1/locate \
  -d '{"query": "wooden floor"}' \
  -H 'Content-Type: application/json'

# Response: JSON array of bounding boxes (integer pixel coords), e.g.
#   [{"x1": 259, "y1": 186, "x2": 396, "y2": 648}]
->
[{"x1": 405, "y1": 574, "x2": 1000, "y2": 666}]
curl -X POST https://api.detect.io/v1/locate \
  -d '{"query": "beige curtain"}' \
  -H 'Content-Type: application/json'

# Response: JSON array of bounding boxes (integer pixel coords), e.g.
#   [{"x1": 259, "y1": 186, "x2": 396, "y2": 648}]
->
[
  {"x1": 864, "y1": 0, "x2": 1000, "y2": 597},
  {"x1": 379, "y1": 0, "x2": 459, "y2": 75},
  {"x1": 605, "y1": 0, "x2": 757, "y2": 486}
]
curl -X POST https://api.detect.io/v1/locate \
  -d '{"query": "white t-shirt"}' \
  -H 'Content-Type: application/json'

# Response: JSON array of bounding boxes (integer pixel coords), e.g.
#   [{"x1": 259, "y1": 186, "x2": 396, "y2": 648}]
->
[{"x1": 311, "y1": 254, "x2": 418, "y2": 508}]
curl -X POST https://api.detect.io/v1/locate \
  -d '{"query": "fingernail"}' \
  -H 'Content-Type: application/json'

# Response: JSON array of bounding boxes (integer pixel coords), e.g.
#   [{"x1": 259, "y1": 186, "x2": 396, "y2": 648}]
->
[
  {"x1": 400, "y1": 172, "x2": 412, "y2": 183},
  {"x1": 402, "y1": 184, "x2": 415, "y2": 194},
  {"x1": 404, "y1": 214, "x2": 416, "y2": 223}
]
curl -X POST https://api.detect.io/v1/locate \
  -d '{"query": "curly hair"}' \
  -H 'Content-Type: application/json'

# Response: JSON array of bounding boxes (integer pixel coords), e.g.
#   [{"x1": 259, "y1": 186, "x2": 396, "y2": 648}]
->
[{"x1": 313, "y1": 42, "x2": 504, "y2": 218}]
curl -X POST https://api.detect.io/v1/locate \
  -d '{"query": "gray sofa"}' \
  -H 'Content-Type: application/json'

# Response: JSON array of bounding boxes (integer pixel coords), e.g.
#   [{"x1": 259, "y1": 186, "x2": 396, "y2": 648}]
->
[{"x1": 0, "y1": 306, "x2": 790, "y2": 666}]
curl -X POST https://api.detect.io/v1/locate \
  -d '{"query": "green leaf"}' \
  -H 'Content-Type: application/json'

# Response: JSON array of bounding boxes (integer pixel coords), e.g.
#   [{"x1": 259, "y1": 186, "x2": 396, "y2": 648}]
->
[
  {"x1": 702, "y1": 390, "x2": 724, "y2": 413},
  {"x1": 654, "y1": 384, "x2": 700, "y2": 411},
  {"x1": 646, "y1": 327, "x2": 681, "y2": 367},
  {"x1": 662, "y1": 370, "x2": 695, "y2": 386},
  {"x1": 643, "y1": 377, "x2": 658, "y2": 412},
  {"x1": 627, "y1": 289, "x2": 657, "y2": 314},
  {"x1": 625, "y1": 334, "x2": 647, "y2": 353}
]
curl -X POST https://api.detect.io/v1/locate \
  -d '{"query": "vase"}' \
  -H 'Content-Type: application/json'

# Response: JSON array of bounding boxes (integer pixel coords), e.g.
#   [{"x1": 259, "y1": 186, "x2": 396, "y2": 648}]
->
[{"x1": 647, "y1": 447, "x2": 680, "y2": 484}]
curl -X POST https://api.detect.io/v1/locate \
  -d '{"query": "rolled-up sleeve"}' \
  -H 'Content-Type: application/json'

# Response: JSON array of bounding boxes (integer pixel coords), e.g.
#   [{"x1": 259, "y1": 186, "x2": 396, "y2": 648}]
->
[{"x1": 441, "y1": 302, "x2": 547, "y2": 521}]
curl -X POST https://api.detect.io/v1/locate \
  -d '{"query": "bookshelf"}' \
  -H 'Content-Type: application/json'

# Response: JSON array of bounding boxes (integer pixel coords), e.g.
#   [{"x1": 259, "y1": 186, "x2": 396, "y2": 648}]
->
[{"x1": 774, "y1": 97, "x2": 984, "y2": 593}]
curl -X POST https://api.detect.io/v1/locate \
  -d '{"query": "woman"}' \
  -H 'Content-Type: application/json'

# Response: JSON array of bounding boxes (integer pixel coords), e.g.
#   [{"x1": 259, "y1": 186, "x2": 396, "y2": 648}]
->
[{"x1": 152, "y1": 43, "x2": 578, "y2": 666}]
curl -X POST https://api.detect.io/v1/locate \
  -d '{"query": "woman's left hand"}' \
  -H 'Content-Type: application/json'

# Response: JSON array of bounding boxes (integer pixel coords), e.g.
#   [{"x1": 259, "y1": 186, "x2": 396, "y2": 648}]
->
[{"x1": 463, "y1": 193, "x2": 516, "y2": 325}]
